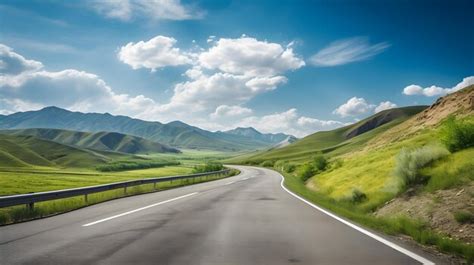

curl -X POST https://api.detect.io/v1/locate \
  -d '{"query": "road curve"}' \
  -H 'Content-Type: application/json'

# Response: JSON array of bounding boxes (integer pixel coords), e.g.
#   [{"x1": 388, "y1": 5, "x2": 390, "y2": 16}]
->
[{"x1": 0, "y1": 166, "x2": 440, "y2": 265}]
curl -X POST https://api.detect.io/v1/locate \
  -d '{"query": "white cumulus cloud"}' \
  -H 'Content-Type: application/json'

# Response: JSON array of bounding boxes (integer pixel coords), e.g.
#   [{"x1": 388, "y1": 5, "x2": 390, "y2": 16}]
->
[
  {"x1": 374, "y1": 101, "x2": 397, "y2": 113},
  {"x1": 210, "y1": 105, "x2": 253, "y2": 119},
  {"x1": 403, "y1": 76, "x2": 474, "y2": 97},
  {"x1": 309, "y1": 37, "x2": 390, "y2": 67},
  {"x1": 199, "y1": 37, "x2": 305, "y2": 77},
  {"x1": 0, "y1": 44, "x2": 156, "y2": 116},
  {"x1": 0, "y1": 44, "x2": 43, "y2": 75},
  {"x1": 118, "y1": 36, "x2": 193, "y2": 71},
  {"x1": 237, "y1": 109, "x2": 346, "y2": 137},
  {"x1": 118, "y1": 35, "x2": 304, "y2": 121},
  {"x1": 333, "y1": 97, "x2": 376, "y2": 117}
]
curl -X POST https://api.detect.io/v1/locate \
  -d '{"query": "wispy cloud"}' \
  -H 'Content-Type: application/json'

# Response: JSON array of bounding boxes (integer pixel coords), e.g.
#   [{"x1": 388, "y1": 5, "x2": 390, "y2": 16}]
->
[
  {"x1": 0, "y1": 4, "x2": 69, "y2": 27},
  {"x1": 309, "y1": 37, "x2": 390, "y2": 67},
  {"x1": 4, "y1": 37, "x2": 78, "y2": 54},
  {"x1": 91, "y1": 0, "x2": 204, "y2": 22}
]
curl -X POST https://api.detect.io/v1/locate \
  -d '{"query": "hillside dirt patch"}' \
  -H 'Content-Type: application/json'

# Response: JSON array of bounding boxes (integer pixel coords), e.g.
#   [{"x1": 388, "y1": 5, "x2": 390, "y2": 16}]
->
[{"x1": 375, "y1": 183, "x2": 474, "y2": 243}]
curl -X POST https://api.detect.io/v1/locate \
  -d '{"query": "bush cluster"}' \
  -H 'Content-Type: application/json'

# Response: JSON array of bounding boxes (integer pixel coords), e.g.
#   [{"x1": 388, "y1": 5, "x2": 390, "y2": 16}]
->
[
  {"x1": 297, "y1": 154, "x2": 328, "y2": 181},
  {"x1": 260, "y1": 160, "x2": 275, "y2": 167},
  {"x1": 274, "y1": 160, "x2": 296, "y2": 173},
  {"x1": 192, "y1": 162, "x2": 224, "y2": 173},
  {"x1": 393, "y1": 146, "x2": 449, "y2": 187},
  {"x1": 350, "y1": 189, "x2": 367, "y2": 203},
  {"x1": 440, "y1": 116, "x2": 474, "y2": 152},
  {"x1": 96, "y1": 161, "x2": 180, "y2": 172}
]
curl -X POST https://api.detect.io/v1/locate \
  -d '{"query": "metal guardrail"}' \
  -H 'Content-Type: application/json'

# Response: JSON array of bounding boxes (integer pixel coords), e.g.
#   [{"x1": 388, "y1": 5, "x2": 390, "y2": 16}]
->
[{"x1": 0, "y1": 169, "x2": 230, "y2": 210}]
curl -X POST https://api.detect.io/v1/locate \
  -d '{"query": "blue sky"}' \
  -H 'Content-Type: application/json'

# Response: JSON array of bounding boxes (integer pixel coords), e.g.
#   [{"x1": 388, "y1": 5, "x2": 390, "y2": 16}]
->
[{"x1": 0, "y1": 0, "x2": 472, "y2": 136}]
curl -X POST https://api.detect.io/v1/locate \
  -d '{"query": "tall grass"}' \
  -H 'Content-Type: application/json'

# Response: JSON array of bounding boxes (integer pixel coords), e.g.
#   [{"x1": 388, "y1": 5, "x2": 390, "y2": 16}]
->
[
  {"x1": 423, "y1": 148, "x2": 474, "y2": 192},
  {"x1": 393, "y1": 146, "x2": 449, "y2": 187}
]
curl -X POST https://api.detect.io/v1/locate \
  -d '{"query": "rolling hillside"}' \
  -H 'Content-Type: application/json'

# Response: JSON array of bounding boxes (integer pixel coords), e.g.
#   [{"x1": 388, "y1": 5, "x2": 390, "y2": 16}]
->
[
  {"x1": 0, "y1": 134, "x2": 116, "y2": 168},
  {"x1": 0, "y1": 107, "x2": 291, "y2": 151},
  {"x1": 0, "y1": 128, "x2": 180, "y2": 154},
  {"x1": 232, "y1": 105, "x2": 427, "y2": 163}
]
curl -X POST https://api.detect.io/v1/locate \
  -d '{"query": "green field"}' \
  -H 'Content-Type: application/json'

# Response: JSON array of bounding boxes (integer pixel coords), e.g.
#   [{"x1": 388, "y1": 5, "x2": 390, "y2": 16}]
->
[
  {"x1": 0, "y1": 148, "x2": 233, "y2": 195},
  {"x1": 0, "y1": 134, "x2": 234, "y2": 222}
]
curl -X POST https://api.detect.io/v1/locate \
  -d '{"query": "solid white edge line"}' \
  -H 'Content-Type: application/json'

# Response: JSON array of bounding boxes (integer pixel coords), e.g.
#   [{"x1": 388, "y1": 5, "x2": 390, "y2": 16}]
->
[
  {"x1": 278, "y1": 173, "x2": 435, "y2": 265},
  {"x1": 82, "y1": 192, "x2": 198, "y2": 227}
]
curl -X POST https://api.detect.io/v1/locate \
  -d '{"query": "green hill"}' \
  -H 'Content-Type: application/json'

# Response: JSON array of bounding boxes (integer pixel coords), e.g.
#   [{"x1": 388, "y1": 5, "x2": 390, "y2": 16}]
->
[
  {"x1": 232, "y1": 106, "x2": 427, "y2": 163},
  {"x1": 0, "y1": 134, "x2": 116, "y2": 168},
  {"x1": 0, "y1": 128, "x2": 180, "y2": 154}
]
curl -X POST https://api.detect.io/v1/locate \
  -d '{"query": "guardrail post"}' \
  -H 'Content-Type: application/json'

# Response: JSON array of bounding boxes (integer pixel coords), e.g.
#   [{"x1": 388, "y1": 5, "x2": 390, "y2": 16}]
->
[
  {"x1": 84, "y1": 194, "x2": 88, "y2": 204},
  {"x1": 153, "y1": 182, "x2": 157, "y2": 190},
  {"x1": 27, "y1": 202, "x2": 34, "y2": 211},
  {"x1": 124, "y1": 186, "x2": 127, "y2": 194}
]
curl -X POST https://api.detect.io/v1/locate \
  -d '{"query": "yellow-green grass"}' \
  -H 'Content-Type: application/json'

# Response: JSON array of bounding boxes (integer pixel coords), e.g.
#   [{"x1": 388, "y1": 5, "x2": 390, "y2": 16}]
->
[
  {"x1": 422, "y1": 148, "x2": 474, "y2": 192},
  {"x1": 312, "y1": 129, "x2": 439, "y2": 210},
  {"x1": 0, "y1": 169, "x2": 238, "y2": 225}
]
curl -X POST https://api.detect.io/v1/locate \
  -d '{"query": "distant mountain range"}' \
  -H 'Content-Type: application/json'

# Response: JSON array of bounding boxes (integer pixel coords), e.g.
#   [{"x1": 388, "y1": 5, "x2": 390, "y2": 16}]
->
[
  {"x1": 0, "y1": 107, "x2": 294, "y2": 151},
  {"x1": 223, "y1": 127, "x2": 289, "y2": 143}
]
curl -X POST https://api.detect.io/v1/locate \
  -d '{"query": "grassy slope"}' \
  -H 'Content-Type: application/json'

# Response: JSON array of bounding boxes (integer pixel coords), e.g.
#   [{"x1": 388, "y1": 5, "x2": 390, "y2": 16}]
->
[{"x1": 231, "y1": 106, "x2": 426, "y2": 163}]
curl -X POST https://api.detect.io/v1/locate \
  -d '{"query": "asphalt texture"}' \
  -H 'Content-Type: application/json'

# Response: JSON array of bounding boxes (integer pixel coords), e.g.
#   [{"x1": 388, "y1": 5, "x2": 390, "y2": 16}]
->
[{"x1": 0, "y1": 166, "x2": 441, "y2": 265}]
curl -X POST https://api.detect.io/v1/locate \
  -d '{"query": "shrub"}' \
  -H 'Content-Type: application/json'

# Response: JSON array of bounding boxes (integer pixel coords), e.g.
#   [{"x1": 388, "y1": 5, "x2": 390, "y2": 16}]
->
[
  {"x1": 312, "y1": 154, "x2": 328, "y2": 172},
  {"x1": 260, "y1": 160, "x2": 275, "y2": 167},
  {"x1": 350, "y1": 189, "x2": 367, "y2": 203},
  {"x1": 440, "y1": 116, "x2": 474, "y2": 152},
  {"x1": 298, "y1": 163, "x2": 315, "y2": 182},
  {"x1": 454, "y1": 211, "x2": 474, "y2": 224},
  {"x1": 393, "y1": 146, "x2": 449, "y2": 187},
  {"x1": 283, "y1": 163, "x2": 296, "y2": 173},
  {"x1": 275, "y1": 160, "x2": 297, "y2": 173},
  {"x1": 193, "y1": 162, "x2": 224, "y2": 173}
]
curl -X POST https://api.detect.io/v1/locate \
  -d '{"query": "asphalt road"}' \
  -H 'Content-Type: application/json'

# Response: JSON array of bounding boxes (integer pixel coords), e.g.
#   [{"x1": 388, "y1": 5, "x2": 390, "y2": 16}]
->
[{"x1": 0, "y1": 166, "x2": 440, "y2": 265}]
